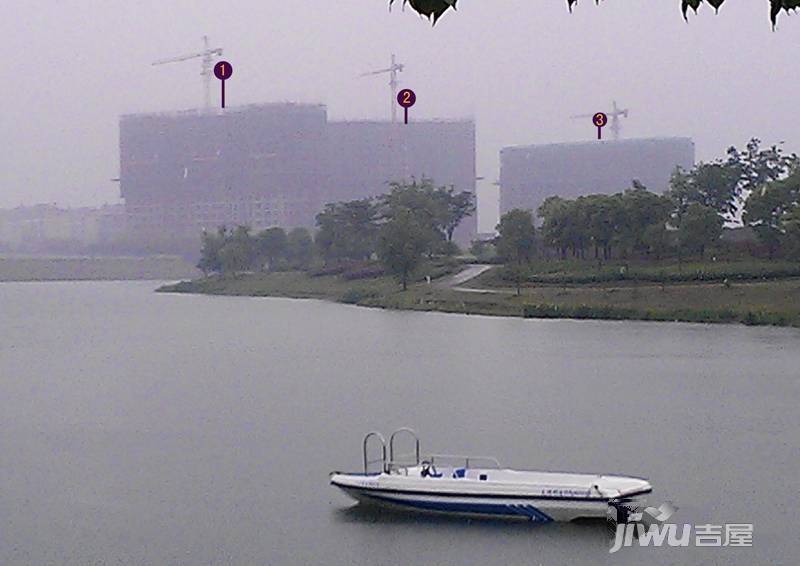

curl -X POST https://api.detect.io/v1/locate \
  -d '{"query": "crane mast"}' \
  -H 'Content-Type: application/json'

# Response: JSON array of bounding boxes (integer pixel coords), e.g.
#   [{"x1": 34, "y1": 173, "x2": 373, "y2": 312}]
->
[
  {"x1": 152, "y1": 36, "x2": 223, "y2": 110},
  {"x1": 361, "y1": 54, "x2": 405, "y2": 123}
]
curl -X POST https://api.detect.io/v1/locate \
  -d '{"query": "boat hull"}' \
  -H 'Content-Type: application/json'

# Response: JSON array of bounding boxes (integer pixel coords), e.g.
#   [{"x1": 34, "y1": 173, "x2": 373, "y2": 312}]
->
[{"x1": 334, "y1": 483, "x2": 618, "y2": 522}]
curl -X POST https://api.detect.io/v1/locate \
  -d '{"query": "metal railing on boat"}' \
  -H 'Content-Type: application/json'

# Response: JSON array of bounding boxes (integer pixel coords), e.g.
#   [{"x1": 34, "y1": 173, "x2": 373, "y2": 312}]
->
[
  {"x1": 362, "y1": 428, "x2": 502, "y2": 474},
  {"x1": 388, "y1": 428, "x2": 420, "y2": 473},
  {"x1": 363, "y1": 431, "x2": 386, "y2": 474},
  {"x1": 429, "y1": 454, "x2": 501, "y2": 469}
]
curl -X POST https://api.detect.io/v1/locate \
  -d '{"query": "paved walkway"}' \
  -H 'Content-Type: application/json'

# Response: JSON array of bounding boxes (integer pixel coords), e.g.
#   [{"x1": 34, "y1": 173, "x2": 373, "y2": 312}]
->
[{"x1": 435, "y1": 264, "x2": 513, "y2": 294}]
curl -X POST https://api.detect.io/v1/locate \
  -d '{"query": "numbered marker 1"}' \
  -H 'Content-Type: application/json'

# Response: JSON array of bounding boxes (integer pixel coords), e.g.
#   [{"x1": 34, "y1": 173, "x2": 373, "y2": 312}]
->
[
  {"x1": 213, "y1": 61, "x2": 234, "y2": 109},
  {"x1": 397, "y1": 88, "x2": 417, "y2": 125},
  {"x1": 593, "y1": 112, "x2": 608, "y2": 140}
]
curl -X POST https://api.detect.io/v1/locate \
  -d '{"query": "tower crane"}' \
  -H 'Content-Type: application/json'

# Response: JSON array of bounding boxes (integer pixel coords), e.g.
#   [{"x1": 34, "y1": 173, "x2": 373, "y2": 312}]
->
[
  {"x1": 571, "y1": 100, "x2": 630, "y2": 141},
  {"x1": 360, "y1": 54, "x2": 405, "y2": 123},
  {"x1": 152, "y1": 36, "x2": 223, "y2": 110}
]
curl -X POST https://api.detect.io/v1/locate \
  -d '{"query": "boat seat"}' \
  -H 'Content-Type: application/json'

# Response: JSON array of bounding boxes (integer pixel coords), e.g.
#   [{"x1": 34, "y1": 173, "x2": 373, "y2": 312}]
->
[{"x1": 453, "y1": 468, "x2": 466, "y2": 479}]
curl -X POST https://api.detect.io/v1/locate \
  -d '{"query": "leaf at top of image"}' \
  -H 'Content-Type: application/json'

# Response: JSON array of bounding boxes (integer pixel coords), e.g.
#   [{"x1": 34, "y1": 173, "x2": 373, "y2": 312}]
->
[
  {"x1": 390, "y1": 0, "x2": 457, "y2": 24},
  {"x1": 391, "y1": 0, "x2": 797, "y2": 27}
]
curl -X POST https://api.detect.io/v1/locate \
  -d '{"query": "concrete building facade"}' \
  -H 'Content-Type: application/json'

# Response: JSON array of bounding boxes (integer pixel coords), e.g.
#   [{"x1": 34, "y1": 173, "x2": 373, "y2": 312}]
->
[
  {"x1": 500, "y1": 137, "x2": 696, "y2": 218},
  {"x1": 326, "y1": 120, "x2": 477, "y2": 242},
  {"x1": 120, "y1": 104, "x2": 329, "y2": 249},
  {"x1": 119, "y1": 104, "x2": 477, "y2": 252}
]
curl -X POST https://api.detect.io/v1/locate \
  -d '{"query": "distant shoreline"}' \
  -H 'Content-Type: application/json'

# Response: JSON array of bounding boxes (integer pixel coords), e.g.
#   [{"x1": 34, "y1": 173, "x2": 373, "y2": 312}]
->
[
  {"x1": 157, "y1": 266, "x2": 800, "y2": 328},
  {"x1": 0, "y1": 255, "x2": 200, "y2": 282}
]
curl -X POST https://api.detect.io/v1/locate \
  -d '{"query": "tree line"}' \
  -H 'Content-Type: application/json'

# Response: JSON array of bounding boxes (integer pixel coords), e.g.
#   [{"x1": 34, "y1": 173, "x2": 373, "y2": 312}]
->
[
  {"x1": 198, "y1": 139, "x2": 798, "y2": 293},
  {"x1": 197, "y1": 225, "x2": 314, "y2": 275},
  {"x1": 491, "y1": 139, "x2": 800, "y2": 292},
  {"x1": 198, "y1": 179, "x2": 475, "y2": 290}
]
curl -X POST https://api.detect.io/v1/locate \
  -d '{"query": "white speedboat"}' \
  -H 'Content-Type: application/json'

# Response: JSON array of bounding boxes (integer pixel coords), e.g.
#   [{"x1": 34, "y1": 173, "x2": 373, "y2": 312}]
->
[{"x1": 330, "y1": 429, "x2": 652, "y2": 522}]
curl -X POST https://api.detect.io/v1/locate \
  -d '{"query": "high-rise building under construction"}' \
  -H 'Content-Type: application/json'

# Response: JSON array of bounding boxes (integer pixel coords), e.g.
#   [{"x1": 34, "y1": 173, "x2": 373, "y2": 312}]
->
[
  {"x1": 119, "y1": 104, "x2": 476, "y2": 252},
  {"x1": 500, "y1": 137, "x2": 696, "y2": 218}
]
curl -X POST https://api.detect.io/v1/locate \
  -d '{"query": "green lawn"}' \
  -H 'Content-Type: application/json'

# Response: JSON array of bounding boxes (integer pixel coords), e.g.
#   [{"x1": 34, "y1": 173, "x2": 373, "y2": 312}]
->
[{"x1": 474, "y1": 258, "x2": 800, "y2": 286}]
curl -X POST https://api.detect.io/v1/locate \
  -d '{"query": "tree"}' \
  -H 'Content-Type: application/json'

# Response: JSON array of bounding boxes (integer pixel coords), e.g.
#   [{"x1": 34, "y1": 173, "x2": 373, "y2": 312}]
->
[
  {"x1": 256, "y1": 227, "x2": 288, "y2": 271},
  {"x1": 666, "y1": 162, "x2": 740, "y2": 224},
  {"x1": 287, "y1": 227, "x2": 314, "y2": 268},
  {"x1": 642, "y1": 223, "x2": 672, "y2": 260},
  {"x1": 733, "y1": 140, "x2": 799, "y2": 258},
  {"x1": 381, "y1": 179, "x2": 469, "y2": 256},
  {"x1": 678, "y1": 203, "x2": 723, "y2": 258},
  {"x1": 783, "y1": 208, "x2": 800, "y2": 260},
  {"x1": 689, "y1": 163, "x2": 741, "y2": 220},
  {"x1": 197, "y1": 226, "x2": 227, "y2": 275},
  {"x1": 382, "y1": 180, "x2": 441, "y2": 233},
  {"x1": 565, "y1": 197, "x2": 591, "y2": 259},
  {"x1": 377, "y1": 208, "x2": 430, "y2": 290},
  {"x1": 727, "y1": 138, "x2": 798, "y2": 197},
  {"x1": 391, "y1": 0, "x2": 800, "y2": 27},
  {"x1": 537, "y1": 183, "x2": 671, "y2": 261},
  {"x1": 743, "y1": 168, "x2": 800, "y2": 258},
  {"x1": 538, "y1": 196, "x2": 570, "y2": 258},
  {"x1": 666, "y1": 167, "x2": 695, "y2": 228},
  {"x1": 496, "y1": 209, "x2": 536, "y2": 295},
  {"x1": 583, "y1": 194, "x2": 621, "y2": 260},
  {"x1": 315, "y1": 199, "x2": 379, "y2": 262},
  {"x1": 538, "y1": 195, "x2": 596, "y2": 259},
  {"x1": 619, "y1": 183, "x2": 673, "y2": 256},
  {"x1": 312, "y1": 179, "x2": 472, "y2": 269},
  {"x1": 218, "y1": 226, "x2": 258, "y2": 273},
  {"x1": 437, "y1": 187, "x2": 476, "y2": 242}
]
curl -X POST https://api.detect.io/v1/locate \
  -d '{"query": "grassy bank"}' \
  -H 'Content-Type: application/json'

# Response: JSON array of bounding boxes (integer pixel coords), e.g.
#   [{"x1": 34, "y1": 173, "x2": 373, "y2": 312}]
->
[
  {"x1": 160, "y1": 270, "x2": 400, "y2": 302},
  {"x1": 159, "y1": 259, "x2": 462, "y2": 302},
  {"x1": 376, "y1": 280, "x2": 800, "y2": 326},
  {"x1": 158, "y1": 261, "x2": 800, "y2": 328}
]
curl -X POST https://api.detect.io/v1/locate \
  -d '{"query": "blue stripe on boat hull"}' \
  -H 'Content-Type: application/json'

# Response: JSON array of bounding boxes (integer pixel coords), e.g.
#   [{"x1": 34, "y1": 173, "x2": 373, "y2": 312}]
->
[{"x1": 360, "y1": 492, "x2": 554, "y2": 523}]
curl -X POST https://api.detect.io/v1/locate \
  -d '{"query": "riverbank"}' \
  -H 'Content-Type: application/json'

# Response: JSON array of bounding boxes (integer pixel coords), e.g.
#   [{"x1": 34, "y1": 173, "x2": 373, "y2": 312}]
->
[
  {"x1": 0, "y1": 255, "x2": 200, "y2": 282},
  {"x1": 158, "y1": 263, "x2": 800, "y2": 327}
]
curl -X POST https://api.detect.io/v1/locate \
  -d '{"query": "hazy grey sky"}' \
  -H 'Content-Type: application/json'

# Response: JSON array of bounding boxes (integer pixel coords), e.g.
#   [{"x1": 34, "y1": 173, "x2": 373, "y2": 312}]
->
[{"x1": 2, "y1": 1, "x2": 798, "y2": 230}]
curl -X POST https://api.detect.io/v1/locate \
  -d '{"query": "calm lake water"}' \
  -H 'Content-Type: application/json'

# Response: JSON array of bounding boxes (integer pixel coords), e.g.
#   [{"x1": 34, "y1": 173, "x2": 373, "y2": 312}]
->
[{"x1": 1, "y1": 281, "x2": 798, "y2": 565}]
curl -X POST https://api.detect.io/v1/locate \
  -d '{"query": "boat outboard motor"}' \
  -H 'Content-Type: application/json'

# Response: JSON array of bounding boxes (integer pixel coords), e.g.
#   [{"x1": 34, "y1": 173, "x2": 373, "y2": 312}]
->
[{"x1": 608, "y1": 498, "x2": 638, "y2": 525}]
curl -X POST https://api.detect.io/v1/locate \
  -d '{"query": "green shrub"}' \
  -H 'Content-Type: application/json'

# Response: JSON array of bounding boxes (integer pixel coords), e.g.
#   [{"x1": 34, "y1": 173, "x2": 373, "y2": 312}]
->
[
  {"x1": 522, "y1": 304, "x2": 638, "y2": 320},
  {"x1": 742, "y1": 310, "x2": 791, "y2": 326},
  {"x1": 309, "y1": 263, "x2": 350, "y2": 277},
  {"x1": 157, "y1": 280, "x2": 195, "y2": 293},
  {"x1": 341, "y1": 264, "x2": 385, "y2": 280},
  {"x1": 523, "y1": 304, "x2": 749, "y2": 324},
  {"x1": 339, "y1": 288, "x2": 378, "y2": 304}
]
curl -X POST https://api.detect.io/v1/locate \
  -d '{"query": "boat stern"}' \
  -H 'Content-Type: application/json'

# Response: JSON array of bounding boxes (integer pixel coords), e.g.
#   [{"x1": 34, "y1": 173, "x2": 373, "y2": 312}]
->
[{"x1": 599, "y1": 474, "x2": 652, "y2": 500}]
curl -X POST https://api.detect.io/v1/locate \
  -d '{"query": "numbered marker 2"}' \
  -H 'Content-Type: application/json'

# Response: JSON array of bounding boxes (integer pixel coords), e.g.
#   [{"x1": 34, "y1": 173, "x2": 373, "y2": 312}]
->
[
  {"x1": 397, "y1": 89, "x2": 417, "y2": 125},
  {"x1": 213, "y1": 61, "x2": 234, "y2": 109}
]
